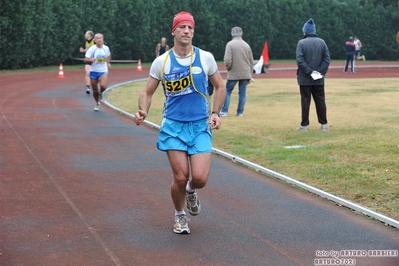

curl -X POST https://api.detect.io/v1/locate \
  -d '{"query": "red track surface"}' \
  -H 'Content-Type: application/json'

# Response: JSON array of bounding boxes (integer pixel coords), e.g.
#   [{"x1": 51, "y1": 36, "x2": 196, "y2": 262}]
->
[{"x1": 1, "y1": 63, "x2": 398, "y2": 266}]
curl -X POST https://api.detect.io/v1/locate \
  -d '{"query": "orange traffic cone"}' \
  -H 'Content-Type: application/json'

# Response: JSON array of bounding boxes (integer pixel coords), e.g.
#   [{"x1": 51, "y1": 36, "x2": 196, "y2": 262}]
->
[
  {"x1": 57, "y1": 63, "x2": 65, "y2": 78},
  {"x1": 137, "y1": 59, "x2": 142, "y2": 72}
]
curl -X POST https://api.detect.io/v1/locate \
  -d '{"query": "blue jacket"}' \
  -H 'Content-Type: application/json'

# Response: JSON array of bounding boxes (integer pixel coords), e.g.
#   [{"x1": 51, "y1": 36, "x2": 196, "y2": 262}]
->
[{"x1": 345, "y1": 41, "x2": 356, "y2": 55}]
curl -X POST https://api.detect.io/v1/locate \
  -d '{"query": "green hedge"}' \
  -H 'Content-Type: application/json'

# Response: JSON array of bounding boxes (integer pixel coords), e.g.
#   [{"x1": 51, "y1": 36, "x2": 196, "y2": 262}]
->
[{"x1": 1, "y1": 0, "x2": 398, "y2": 69}]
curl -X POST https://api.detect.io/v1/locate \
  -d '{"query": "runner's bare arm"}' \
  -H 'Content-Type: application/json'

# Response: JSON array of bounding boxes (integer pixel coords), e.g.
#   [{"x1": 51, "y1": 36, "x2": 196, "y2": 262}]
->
[
  {"x1": 134, "y1": 76, "x2": 160, "y2": 125},
  {"x1": 208, "y1": 71, "x2": 225, "y2": 129}
]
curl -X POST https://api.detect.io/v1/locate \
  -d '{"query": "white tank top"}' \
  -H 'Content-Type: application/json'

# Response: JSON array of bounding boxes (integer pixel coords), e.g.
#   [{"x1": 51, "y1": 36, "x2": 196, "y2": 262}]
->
[{"x1": 354, "y1": 40, "x2": 361, "y2": 51}]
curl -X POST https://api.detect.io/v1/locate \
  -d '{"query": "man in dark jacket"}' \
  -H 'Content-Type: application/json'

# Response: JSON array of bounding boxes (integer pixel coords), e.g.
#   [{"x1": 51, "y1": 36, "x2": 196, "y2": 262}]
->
[
  {"x1": 344, "y1": 37, "x2": 356, "y2": 73},
  {"x1": 296, "y1": 18, "x2": 330, "y2": 131}
]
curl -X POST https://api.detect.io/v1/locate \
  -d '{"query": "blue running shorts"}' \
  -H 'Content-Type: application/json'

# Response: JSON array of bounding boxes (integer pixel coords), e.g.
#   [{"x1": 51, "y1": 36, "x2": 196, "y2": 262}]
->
[
  {"x1": 90, "y1": 71, "x2": 107, "y2": 80},
  {"x1": 157, "y1": 118, "x2": 212, "y2": 155}
]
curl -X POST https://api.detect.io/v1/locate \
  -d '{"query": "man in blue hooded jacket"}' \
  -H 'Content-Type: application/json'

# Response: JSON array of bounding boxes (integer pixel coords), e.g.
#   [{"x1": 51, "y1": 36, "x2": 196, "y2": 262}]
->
[{"x1": 296, "y1": 18, "x2": 330, "y2": 131}]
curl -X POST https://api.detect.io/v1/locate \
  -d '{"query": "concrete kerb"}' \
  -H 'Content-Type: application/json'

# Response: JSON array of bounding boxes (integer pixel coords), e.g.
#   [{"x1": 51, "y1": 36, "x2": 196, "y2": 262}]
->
[
  {"x1": 103, "y1": 78, "x2": 399, "y2": 229},
  {"x1": 212, "y1": 148, "x2": 399, "y2": 229}
]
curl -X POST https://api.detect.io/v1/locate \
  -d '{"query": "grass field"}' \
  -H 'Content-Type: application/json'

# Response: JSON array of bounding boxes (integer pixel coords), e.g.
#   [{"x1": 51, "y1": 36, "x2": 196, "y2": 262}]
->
[{"x1": 107, "y1": 77, "x2": 399, "y2": 221}]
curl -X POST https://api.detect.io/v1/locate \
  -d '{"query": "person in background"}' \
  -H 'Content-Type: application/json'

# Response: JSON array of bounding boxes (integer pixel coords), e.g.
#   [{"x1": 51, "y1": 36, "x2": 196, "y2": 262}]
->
[
  {"x1": 220, "y1": 26, "x2": 254, "y2": 117},
  {"x1": 79, "y1": 31, "x2": 95, "y2": 94},
  {"x1": 133, "y1": 11, "x2": 226, "y2": 234},
  {"x1": 344, "y1": 36, "x2": 356, "y2": 74},
  {"x1": 155, "y1": 37, "x2": 170, "y2": 58},
  {"x1": 354, "y1": 36, "x2": 365, "y2": 61},
  {"x1": 84, "y1": 33, "x2": 111, "y2": 111},
  {"x1": 296, "y1": 18, "x2": 330, "y2": 132},
  {"x1": 396, "y1": 29, "x2": 399, "y2": 53}
]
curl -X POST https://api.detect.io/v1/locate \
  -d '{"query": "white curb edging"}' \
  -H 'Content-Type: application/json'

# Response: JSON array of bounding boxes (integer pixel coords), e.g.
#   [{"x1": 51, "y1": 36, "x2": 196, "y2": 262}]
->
[
  {"x1": 103, "y1": 78, "x2": 399, "y2": 229},
  {"x1": 212, "y1": 148, "x2": 399, "y2": 228}
]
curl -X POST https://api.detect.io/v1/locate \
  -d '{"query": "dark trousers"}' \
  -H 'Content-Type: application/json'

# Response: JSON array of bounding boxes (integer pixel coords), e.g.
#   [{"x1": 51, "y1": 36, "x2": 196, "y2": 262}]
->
[
  {"x1": 344, "y1": 53, "x2": 355, "y2": 73},
  {"x1": 299, "y1": 85, "x2": 327, "y2": 126}
]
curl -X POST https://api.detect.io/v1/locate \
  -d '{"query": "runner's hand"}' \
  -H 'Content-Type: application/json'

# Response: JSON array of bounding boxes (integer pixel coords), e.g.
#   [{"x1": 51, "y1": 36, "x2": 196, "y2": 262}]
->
[
  {"x1": 209, "y1": 113, "x2": 221, "y2": 130},
  {"x1": 133, "y1": 110, "x2": 147, "y2": 126}
]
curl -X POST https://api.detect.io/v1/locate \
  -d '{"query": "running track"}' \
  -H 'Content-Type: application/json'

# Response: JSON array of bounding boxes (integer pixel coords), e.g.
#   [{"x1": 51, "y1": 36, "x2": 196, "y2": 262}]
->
[{"x1": 1, "y1": 63, "x2": 398, "y2": 266}]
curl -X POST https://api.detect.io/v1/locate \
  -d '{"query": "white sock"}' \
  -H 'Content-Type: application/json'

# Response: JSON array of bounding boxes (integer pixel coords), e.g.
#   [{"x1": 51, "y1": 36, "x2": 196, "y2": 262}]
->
[
  {"x1": 175, "y1": 210, "x2": 186, "y2": 216},
  {"x1": 186, "y1": 182, "x2": 195, "y2": 193}
]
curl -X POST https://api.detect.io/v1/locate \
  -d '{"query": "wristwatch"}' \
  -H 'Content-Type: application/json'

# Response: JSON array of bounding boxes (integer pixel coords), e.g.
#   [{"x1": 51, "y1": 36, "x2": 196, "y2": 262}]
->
[{"x1": 211, "y1": 111, "x2": 220, "y2": 117}]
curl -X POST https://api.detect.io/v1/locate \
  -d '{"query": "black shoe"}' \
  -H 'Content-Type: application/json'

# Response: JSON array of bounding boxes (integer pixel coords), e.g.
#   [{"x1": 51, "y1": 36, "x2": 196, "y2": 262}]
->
[{"x1": 86, "y1": 87, "x2": 91, "y2": 94}]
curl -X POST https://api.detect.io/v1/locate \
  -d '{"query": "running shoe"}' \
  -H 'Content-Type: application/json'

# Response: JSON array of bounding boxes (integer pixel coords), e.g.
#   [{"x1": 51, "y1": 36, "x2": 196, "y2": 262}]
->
[
  {"x1": 94, "y1": 102, "x2": 100, "y2": 111},
  {"x1": 99, "y1": 93, "x2": 104, "y2": 103},
  {"x1": 173, "y1": 215, "x2": 190, "y2": 234},
  {"x1": 186, "y1": 191, "x2": 201, "y2": 216},
  {"x1": 86, "y1": 87, "x2": 91, "y2": 94}
]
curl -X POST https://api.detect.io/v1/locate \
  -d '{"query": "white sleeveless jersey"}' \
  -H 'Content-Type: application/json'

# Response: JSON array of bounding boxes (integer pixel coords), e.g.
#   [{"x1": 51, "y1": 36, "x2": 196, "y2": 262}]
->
[
  {"x1": 85, "y1": 45, "x2": 111, "y2": 72},
  {"x1": 354, "y1": 40, "x2": 361, "y2": 51}
]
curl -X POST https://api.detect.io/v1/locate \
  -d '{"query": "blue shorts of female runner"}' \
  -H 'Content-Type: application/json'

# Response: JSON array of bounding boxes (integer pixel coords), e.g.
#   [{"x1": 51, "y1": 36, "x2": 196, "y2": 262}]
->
[
  {"x1": 157, "y1": 118, "x2": 212, "y2": 155},
  {"x1": 90, "y1": 71, "x2": 108, "y2": 80}
]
